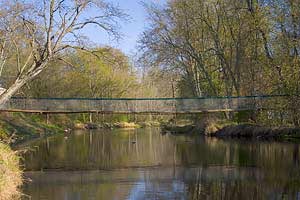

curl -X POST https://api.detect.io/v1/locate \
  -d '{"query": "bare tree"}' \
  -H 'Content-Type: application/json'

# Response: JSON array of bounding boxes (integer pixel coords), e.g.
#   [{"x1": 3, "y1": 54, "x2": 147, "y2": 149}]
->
[{"x1": 0, "y1": 0, "x2": 126, "y2": 106}]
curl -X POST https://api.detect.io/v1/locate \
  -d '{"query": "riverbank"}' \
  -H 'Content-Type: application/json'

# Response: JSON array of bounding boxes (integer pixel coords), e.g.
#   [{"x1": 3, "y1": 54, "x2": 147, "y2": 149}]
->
[
  {"x1": 0, "y1": 113, "x2": 163, "y2": 145},
  {"x1": 209, "y1": 123, "x2": 300, "y2": 140},
  {"x1": 0, "y1": 113, "x2": 63, "y2": 199},
  {"x1": 161, "y1": 119, "x2": 300, "y2": 141},
  {"x1": 161, "y1": 119, "x2": 235, "y2": 135},
  {"x1": 0, "y1": 142, "x2": 22, "y2": 200},
  {"x1": 0, "y1": 113, "x2": 65, "y2": 145},
  {"x1": 74, "y1": 121, "x2": 161, "y2": 130}
]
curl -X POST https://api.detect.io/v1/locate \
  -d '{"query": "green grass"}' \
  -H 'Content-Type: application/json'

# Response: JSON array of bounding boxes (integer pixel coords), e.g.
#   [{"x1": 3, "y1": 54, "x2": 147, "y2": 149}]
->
[{"x1": 0, "y1": 113, "x2": 64, "y2": 144}]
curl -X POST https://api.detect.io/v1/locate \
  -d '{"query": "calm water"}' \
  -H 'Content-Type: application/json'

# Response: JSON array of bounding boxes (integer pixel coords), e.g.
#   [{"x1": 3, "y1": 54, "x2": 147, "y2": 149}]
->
[{"x1": 21, "y1": 128, "x2": 300, "y2": 200}]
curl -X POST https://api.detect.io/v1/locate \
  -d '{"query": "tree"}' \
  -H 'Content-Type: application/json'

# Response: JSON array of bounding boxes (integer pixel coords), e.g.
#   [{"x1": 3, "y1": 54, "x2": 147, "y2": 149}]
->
[
  {"x1": 139, "y1": 0, "x2": 271, "y2": 97},
  {"x1": 22, "y1": 47, "x2": 138, "y2": 98},
  {"x1": 0, "y1": 0, "x2": 126, "y2": 106},
  {"x1": 139, "y1": 0, "x2": 300, "y2": 125}
]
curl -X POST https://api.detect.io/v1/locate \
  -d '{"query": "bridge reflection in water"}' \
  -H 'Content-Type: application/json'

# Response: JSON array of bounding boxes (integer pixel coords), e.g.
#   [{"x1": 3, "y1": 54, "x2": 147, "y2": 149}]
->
[{"x1": 0, "y1": 95, "x2": 290, "y2": 114}]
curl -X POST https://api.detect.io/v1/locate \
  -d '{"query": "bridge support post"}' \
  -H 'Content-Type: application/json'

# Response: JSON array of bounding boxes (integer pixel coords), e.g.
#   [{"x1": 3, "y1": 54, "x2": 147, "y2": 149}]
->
[
  {"x1": 134, "y1": 113, "x2": 137, "y2": 123},
  {"x1": 96, "y1": 112, "x2": 99, "y2": 123},
  {"x1": 89, "y1": 113, "x2": 93, "y2": 123},
  {"x1": 46, "y1": 113, "x2": 49, "y2": 124}
]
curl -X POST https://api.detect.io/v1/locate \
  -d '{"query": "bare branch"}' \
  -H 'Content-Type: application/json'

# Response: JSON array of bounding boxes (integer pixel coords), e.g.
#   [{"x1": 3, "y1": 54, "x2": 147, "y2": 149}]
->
[{"x1": 46, "y1": 0, "x2": 55, "y2": 56}]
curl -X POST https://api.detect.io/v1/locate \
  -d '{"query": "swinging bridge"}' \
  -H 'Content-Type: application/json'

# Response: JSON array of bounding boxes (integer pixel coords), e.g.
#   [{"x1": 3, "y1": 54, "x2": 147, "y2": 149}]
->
[{"x1": 0, "y1": 95, "x2": 290, "y2": 114}]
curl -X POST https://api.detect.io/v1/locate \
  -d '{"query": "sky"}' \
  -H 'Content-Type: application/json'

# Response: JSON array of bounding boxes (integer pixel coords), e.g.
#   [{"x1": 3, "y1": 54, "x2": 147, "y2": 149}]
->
[{"x1": 83, "y1": 0, "x2": 167, "y2": 56}]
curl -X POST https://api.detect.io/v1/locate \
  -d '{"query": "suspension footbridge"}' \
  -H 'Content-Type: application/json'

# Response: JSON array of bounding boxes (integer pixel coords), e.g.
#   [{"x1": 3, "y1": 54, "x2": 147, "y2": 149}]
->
[{"x1": 0, "y1": 95, "x2": 290, "y2": 114}]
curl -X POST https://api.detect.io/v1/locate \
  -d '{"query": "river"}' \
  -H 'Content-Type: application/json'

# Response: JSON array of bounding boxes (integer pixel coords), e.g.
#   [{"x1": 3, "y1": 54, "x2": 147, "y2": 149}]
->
[{"x1": 21, "y1": 128, "x2": 300, "y2": 199}]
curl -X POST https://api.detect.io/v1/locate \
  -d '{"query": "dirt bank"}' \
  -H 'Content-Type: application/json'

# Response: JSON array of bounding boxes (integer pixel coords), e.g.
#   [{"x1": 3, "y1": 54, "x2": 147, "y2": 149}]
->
[{"x1": 209, "y1": 123, "x2": 300, "y2": 140}]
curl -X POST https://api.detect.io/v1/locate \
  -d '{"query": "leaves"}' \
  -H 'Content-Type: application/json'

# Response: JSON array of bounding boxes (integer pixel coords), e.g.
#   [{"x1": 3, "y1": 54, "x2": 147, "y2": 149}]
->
[{"x1": 23, "y1": 47, "x2": 138, "y2": 98}]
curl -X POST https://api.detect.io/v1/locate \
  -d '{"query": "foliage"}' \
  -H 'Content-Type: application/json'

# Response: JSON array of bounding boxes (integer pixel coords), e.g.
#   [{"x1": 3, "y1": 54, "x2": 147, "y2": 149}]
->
[
  {"x1": 22, "y1": 47, "x2": 138, "y2": 98},
  {"x1": 0, "y1": 0, "x2": 126, "y2": 105},
  {"x1": 139, "y1": 0, "x2": 300, "y2": 125}
]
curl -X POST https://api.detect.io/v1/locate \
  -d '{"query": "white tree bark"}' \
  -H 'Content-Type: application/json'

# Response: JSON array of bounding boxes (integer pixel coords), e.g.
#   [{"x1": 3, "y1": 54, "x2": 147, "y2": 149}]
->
[
  {"x1": 0, "y1": 62, "x2": 47, "y2": 107},
  {"x1": 0, "y1": 79, "x2": 26, "y2": 108}
]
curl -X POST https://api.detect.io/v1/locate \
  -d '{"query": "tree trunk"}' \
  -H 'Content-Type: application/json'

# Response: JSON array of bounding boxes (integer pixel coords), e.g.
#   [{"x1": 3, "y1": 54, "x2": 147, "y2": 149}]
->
[
  {"x1": 0, "y1": 78, "x2": 27, "y2": 108},
  {"x1": 0, "y1": 63, "x2": 47, "y2": 108}
]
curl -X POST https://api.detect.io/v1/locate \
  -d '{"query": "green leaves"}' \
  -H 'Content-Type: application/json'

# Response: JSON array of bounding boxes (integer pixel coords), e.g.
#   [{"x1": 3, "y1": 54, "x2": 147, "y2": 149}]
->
[{"x1": 23, "y1": 47, "x2": 138, "y2": 98}]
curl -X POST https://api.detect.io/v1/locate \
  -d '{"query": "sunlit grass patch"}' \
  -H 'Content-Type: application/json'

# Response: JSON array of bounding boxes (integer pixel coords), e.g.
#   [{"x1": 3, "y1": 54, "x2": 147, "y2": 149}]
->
[{"x1": 0, "y1": 142, "x2": 22, "y2": 200}]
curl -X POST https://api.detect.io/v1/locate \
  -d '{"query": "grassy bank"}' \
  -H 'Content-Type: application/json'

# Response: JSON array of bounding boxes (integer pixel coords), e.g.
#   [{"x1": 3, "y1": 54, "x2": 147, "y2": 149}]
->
[
  {"x1": 0, "y1": 113, "x2": 66, "y2": 145},
  {"x1": 74, "y1": 121, "x2": 162, "y2": 130},
  {"x1": 0, "y1": 142, "x2": 22, "y2": 200},
  {"x1": 0, "y1": 112, "x2": 166, "y2": 144},
  {"x1": 0, "y1": 113, "x2": 63, "y2": 199},
  {"x1": 160, "y1": 111, "x2": 300, "y2": 140}
]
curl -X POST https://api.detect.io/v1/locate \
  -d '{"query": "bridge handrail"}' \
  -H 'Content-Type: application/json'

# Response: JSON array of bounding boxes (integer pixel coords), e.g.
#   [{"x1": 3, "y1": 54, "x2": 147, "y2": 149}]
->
[{"x1": 9, "y1": 94, "x2": 294, "y2": 101}]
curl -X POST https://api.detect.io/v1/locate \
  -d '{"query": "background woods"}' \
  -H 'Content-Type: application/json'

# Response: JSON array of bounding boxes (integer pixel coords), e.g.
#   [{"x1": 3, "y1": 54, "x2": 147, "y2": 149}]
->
[
  {"x1": 0, "y1": 0, "x2": 299, "y2": 125},
  {"x1": 139, "y1": 0, "x2": 300, "y2": 97},
  {"x1": 139, "y1": 0, "x2": 300, "y2": 125}
]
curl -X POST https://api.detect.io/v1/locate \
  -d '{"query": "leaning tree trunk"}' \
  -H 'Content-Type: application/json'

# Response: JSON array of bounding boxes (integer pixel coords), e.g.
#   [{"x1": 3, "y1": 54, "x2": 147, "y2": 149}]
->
[
  {"x1": 0, "y1": 63, "x2": 47, "y2": 108},
  {"x1": 0, "y1": 78, "x2": 29, "y2": 108}
]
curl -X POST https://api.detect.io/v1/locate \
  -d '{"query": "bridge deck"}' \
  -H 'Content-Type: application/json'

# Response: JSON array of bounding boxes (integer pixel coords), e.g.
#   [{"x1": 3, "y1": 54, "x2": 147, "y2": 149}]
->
[{"x1": 0, "y1": 95, "x2": 288, "y2": 114}]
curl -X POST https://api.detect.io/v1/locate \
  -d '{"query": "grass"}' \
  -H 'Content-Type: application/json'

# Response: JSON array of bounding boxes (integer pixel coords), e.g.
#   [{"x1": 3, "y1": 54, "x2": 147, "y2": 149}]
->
[
  {"x1": 0, "y1": 113, "x2": 64, "y2": 145},
  {"x1": 0, "y1": 113, "x2": 69, "y2": 199},
  {"x1": 0, "y1": 142, "x2": 22, "y2": 200},
  {"x1": 204, "y1": 119, "x2": 238, "y2": 136}
]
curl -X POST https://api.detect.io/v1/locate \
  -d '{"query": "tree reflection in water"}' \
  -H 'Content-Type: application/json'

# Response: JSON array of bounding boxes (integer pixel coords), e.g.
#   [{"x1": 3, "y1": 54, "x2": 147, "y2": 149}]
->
[{"x1": 22, "y1": 128, "x2": 300, "y2": 200}]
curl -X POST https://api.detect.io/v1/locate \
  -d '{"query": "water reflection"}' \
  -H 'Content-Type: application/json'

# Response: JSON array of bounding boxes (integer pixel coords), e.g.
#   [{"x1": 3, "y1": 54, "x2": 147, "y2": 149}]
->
[{"x1": 22, "y1": 128, "x2": 300, "y2": 199}]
